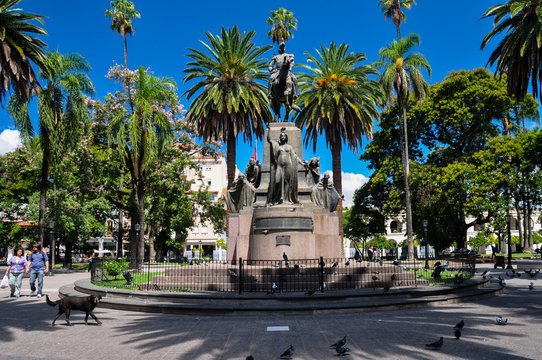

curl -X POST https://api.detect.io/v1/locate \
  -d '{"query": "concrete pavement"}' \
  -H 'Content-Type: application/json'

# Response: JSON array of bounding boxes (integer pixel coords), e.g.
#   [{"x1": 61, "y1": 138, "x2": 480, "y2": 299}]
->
[{"x1": 0, "y1": 266, "x2": 541, "y2": 360}]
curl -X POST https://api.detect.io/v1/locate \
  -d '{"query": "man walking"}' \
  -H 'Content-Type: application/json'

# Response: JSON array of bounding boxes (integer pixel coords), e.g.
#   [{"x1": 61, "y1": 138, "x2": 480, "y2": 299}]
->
[{"x1": 26, "y1": 244, "x2": 49, "y2": 298}]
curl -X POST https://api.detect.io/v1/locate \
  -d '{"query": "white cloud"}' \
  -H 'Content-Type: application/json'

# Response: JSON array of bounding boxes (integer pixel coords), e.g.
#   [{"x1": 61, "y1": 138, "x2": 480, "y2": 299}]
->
[
  {"x1": 0, "y1": 129, "x2": 22, "y2": 155},
  {"x1": 340, "y1": 172, "x2": 369, "y2": 208}
]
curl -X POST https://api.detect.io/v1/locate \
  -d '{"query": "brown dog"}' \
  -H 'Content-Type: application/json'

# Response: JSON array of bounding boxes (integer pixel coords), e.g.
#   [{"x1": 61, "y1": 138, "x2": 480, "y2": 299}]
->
[{"x1": 46, "y1": 294, "x2": 102, "y2": 326}]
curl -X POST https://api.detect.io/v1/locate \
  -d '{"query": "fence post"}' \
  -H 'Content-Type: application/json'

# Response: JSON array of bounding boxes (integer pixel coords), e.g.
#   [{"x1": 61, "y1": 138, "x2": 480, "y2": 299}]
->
[
  {"x1": 319, "y1": 256, "x2": 325, "y2": 293},
  {"x1": 239, "y1": 257, "x2": 243, "y2": 294}
]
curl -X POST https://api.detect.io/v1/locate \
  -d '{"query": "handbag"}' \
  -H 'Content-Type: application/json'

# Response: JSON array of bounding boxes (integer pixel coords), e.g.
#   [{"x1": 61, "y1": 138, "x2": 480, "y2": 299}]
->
[{"x1": 0, "y1": 275, "x2": 8, "y2": 288}]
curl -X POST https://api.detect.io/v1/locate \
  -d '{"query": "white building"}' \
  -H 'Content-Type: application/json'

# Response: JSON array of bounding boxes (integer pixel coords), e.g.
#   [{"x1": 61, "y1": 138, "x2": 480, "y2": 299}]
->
[{"x1": 183, "y1": 155, "x2": 228, "y2": 259}]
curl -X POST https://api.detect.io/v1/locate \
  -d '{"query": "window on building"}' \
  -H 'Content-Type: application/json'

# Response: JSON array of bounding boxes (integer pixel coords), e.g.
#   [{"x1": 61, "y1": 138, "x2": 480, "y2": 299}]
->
[
  {"x1": 474, "y1": 223, "x2": 485, "y2": 231},
  {"x1": 201, "y1": 226, "x2": 208, "y2": 234},
  {"x1": 206, "y1": 179, "x2": 212, "y2": 186},
  {"x1": 390, "y1": 221, "x2": 402, "y2": 233},
  {"x1": 205, "y1": 165, "x2": 212, "y2": 171},
  {"x1": 192, "y1": 226, "x2": 199, "y2": 233},
  {"x1": 210, "y1": 194, "x2": 216, "y2": 201}
]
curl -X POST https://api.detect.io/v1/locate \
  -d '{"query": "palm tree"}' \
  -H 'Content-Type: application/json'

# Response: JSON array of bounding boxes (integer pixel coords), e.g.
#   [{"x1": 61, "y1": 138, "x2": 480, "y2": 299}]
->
[
  {"x1": 295, "y1": 42, "x2": 384, "y2": 243},
  {"x1": 374, "y1": 33, "x2": 431, "y2": 260},
  {"x1": 0, "y1": 0, "x2": 47, "y2": 103},
  {"x1": 108, "y1": 66, "x2": 177, "y2": 268},
  {"x1": 8, "y1": 51, "x2": 95, "y2": 246},
  {"x1": 481, "y1": 1, "x2": 542, "y2": 101},
  {"x1": 183, "y1": 26, "x2": 273, "y2": 188},
  {"x1": 378, "y1": 0, "x2": 417, "y2": 40},
  {"x1": 266, "y1": 7, "x2": 297, "y2": 44},
  {"x1": 105, "y1": 0, "x2": 140, "y2": 69}
]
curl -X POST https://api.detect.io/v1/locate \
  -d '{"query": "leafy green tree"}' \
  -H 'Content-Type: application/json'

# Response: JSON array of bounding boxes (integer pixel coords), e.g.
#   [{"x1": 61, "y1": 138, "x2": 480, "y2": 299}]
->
[
  {"x1": 183, "y1": 26, "x2": 273, "y2": 188},
  {"x1": 99, "y1": 66, "x2": 179, "y2": 267},
  {"x1": 377, "y1": 0, "x2": 417, "y2": 40},
  {"x1": 0, "y1": 0, "x2": 47, "y2": 103},
  {"x1": 105, "y1": 0, "x2": 140, "y2": 69},
  {"x1": 266, "y1": 8, "x2": 297, "y2": 44},
  {"x1": 8, "y1": 51, "x2": 95, "y2": 247},
  {"x1": 373, "y1": 33, "x2": 431, "y2": 259}
]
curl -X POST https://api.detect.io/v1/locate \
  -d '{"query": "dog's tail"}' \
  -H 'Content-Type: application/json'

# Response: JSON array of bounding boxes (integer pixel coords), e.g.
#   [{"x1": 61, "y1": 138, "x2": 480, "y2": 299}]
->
[{"x1": 46, "y1": 295, "x2": 60, "y2": 307}]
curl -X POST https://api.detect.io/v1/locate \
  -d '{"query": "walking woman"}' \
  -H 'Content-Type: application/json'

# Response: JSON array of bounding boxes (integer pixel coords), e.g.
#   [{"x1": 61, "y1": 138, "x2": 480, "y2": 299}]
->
[{"x1": 4, "y1": 247, "x2": 28, "y2": 298}]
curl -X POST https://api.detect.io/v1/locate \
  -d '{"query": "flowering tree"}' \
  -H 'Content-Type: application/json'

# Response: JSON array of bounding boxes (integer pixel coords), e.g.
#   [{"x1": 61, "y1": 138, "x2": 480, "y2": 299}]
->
[{"x1": 92, "y1": 65, "x2": 223, "y2": 265}]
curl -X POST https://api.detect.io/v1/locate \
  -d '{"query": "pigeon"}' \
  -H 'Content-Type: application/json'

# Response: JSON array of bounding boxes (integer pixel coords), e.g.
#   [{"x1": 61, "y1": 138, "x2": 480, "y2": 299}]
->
[
  {"x1": 383, "y1": 285, "x2": 391, "y2": 292},
  {"x1": 332, "y1": 261, "x2": 339, "y2": 268},
  {"x1": 246, "y1": 356, "x2": 254, "y2": 360},
  {"x1": 499, "y1": 279, "x2": 506, "y2": 287},
  {"x1": 393, "y1": 259, "x2": 401, "y2": 266},
  {"x1": 283, "y1": 252, "x2": 289, "y2": 268},
  {"x1": 271, "y1": 282, "x2": 278, "y2": 293},
  {"x1": 425, "y1": 337, "x2": 443, "y2": 349},
  {"x1": 373, "y1": 271, "x2": 380, "y2": 275},
  {"x1": 305, "y1": 288, "x2": 316, "y2": 295},
  {"x1": 330, "y1": 336, "x2": 347, "y2": 349},
  {"x1": 455, "y1": 275, "x2": 464, "y2": 285},
  {"x1": 454, "y1": 320, "x2": 464, "y2": 330},
  {"x1": 454, "y1": 329, "x2": 461, "y2": 340},
  {"x1": 280, "y1": 344, "x2": 294, "y2": 359},
  {"x1": 335, "y1": 345, "x2": 351, "y2": 357},
  {"x1": 294, "y1": 264, "x2": 299, "y2": 269},
  {"x1": 529, "y1": 282, "x2": 534, "y2": 290},
  {"x1": 379, "y1": 258, "x2": 383, "y2": 266},
  {"x1": 228, "y1": 269, "x2": 238, "y2": 277},
  {"x1": 516, "y1": 273, "x2": 521, "y2": 278},
  {"x1": 391, "y1": 274, "x2": 397, "y2": 281},
  {"x1": 289, "y1": 207, "x2": 297, "y2": 212},
  {"x1": 496, "y1": 316, "x2": 508, "y2": 325},
  {"x1": 481, "y1": 270, "x2": 490, "y2": 278},
  {"x1": 345, "y1": 261, "x2": 350, "y2": 266},
  {"x1": 372, "y1": 275, "x2": 379, "y2": 281}
]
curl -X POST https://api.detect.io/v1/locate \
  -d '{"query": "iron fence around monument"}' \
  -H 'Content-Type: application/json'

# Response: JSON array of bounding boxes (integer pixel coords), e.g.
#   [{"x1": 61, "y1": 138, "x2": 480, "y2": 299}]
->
[{"x1": 90, "y1": 256, "x2": 476, "y2": 294}]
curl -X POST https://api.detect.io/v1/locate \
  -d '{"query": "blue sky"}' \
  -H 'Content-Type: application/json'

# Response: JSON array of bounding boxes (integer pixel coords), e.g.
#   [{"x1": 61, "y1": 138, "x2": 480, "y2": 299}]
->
[{"x1": 0, "y1": 0, "x2": 514, "y2": 203}]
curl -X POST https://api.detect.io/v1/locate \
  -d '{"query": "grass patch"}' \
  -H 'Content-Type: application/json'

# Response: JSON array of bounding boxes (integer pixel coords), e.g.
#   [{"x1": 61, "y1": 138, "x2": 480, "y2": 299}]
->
[
  {"x1": 479, "y1": 252, "x2": 537, "y2": 258},
  {"x1": 92, "y1": 271, "x2": 164, "y2": 290},
  {"x1": 408, "y1": 268, "x2": 473, "y2": 285}
]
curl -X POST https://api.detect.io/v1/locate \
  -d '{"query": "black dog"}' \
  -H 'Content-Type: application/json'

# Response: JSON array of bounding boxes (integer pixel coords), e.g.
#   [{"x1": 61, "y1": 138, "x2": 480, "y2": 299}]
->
[{"x1": 46, "y1": 294, "x2": 102, "y2": 326}]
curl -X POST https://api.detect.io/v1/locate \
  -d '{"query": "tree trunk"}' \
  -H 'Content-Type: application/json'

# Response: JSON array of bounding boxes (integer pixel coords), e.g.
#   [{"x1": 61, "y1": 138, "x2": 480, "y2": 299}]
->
[
  {"x1": 400, "y1": 107, "x2": 414, "y2": 260},
  {"x1": 331, "y1": 141, "x2": 343, "y2": 256},
  {"x1": 137, "y1": 184, "x2": 145, "y2": 270},
  {"x1": 38, "y1": 147, "x2": 50, "y2": 247},
  {"x1": 226, "y1": 129, "x2": 236, "y2": 188},
  {"x1": 515, "y1": 203, "x2": 523, "y2": 252},
  {"x1": 117, "y1": 170, "x2": 124, "y2": 259},
  {"x1": 123, "y1": 34, "x2": 128, "y2": 69}
]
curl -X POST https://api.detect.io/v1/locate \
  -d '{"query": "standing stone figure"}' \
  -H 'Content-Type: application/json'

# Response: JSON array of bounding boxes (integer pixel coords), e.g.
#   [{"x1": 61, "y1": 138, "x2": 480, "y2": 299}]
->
[
  {"x1": 305, "y1": 157, "x2": 321, "y2": 187},
  {"x1": 267, "y1": 128, "x2": 306, "y2": 205},
  {"x1": 311, "y1": 173, "x2": 340, "y2": 212},
  {"x1": 268, "y1": 42, "x2": 301, "y2": 122},
  {"x1": 244, "y1": 158, "x2": 261, "y2": 188}
]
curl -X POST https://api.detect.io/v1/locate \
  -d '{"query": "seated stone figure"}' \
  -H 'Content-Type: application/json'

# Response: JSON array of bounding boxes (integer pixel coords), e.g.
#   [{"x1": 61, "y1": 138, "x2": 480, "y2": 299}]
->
[
  {"x1": 310, "y1": 173, "x2": 340, "y2": 212},
  {"x1": 224, "y1": 174, "x2": 255, "y2": 213}
]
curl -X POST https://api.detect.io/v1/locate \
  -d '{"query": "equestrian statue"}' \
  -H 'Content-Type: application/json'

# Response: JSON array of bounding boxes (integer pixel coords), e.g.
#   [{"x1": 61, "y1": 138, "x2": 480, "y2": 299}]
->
[{"x1": 268, "y1": 42, "x2": 301, "y2": 122}]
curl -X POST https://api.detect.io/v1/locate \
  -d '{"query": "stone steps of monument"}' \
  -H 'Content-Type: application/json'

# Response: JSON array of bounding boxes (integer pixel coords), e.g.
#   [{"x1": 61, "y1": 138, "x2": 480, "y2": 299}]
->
[{"x1": 67, "y1": 278, "x2": 501, "y2": 314}]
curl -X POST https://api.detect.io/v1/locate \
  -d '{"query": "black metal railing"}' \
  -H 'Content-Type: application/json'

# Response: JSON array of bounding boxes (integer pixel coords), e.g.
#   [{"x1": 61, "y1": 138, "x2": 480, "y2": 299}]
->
[{"x1": 90, "y1": 255, "x2": 476, "y2": 294}]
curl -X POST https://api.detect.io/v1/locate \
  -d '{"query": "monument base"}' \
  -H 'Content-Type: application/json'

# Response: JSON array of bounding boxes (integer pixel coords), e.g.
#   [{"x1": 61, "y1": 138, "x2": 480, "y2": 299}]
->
[{"x1": 227, "y1": 204, "x2": 341, "y2": 261}]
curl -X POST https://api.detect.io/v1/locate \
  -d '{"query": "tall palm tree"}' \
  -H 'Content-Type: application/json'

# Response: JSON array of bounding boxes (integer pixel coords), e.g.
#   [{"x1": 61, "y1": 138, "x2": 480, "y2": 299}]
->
[
  {"x1": 266, "y1": 8, "x2": 297, "y2": 44},
  {"x1": 108, "y1": 66, "x2": 177, "y2": 268},
  {"x1": 374, "y1": 33, "x2": 431, "y2": 260},
  {"x1": 378, "y1": 0, "x2": 417, "y2": 40},
  {"x1": 8, "y1": 51, "x2": 95, "y2": 246},
  {"x1": 183, "y1": 26, "x2": 273, "y2": 188},
  {"x1": 105, "y1": 0, "x2": 140, "y2": 69},
  {"x1": 481, "y1": 1, "x2": 542, "y2": 101},
  {"x1": 295, "y1": 42, "x2": 384, "y2": 244},
  {"x1": 0, "y1": 0, "x2": 47, "y2": 103}
]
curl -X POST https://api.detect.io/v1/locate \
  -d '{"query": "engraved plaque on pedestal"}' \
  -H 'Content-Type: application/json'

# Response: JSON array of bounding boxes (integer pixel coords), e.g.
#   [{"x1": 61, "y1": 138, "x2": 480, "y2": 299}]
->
[{"x1": 276, "y1": 235, "x2": 291, "y2": 246}]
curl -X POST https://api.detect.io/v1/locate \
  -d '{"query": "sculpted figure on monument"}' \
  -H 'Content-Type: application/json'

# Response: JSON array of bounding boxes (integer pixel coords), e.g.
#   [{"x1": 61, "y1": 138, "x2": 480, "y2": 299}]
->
[
  {"x1": 305, "y1": 157, "x2": 320, "y2": 187},
  {"x1": 267, "y1": 127, "x2": 307, "y2": 205},
  {"x1": 244, "y1": 158, "x2": 261, "y2": 188},
  {"x1": 268, "y1": 42, "x2": 301, "y2": 122},
  {"x1": 311, "y1": 173, "x2": 340, "y2": 212},
  {"x1": 224, "y1": 174, "x2": 255, "y2": 213}
]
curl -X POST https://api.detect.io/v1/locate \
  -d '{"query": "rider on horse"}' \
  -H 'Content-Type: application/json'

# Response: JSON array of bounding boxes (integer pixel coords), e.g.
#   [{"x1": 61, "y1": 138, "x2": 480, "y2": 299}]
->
[{"x1": 268, "y1": 42, "x2": 298, "y2": 101}]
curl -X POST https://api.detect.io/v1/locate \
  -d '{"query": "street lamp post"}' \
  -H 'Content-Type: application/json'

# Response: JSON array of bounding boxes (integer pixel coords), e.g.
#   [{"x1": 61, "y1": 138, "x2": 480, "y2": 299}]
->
[
  {"x1": 505, "y1": 213, "x2": 513, "y2": 269},
  {"x1": 49, "y1": 220, "x2": 55, "y2": 276},
  {"x1": 423, "y1": 219, "x2": 429, "y2": 269}
]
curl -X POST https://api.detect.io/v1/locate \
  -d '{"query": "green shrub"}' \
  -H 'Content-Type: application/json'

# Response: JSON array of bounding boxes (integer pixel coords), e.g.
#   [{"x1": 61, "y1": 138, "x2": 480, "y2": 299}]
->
[{"x1": 103, "y1": 257, "x2": 128, "y2": 278}]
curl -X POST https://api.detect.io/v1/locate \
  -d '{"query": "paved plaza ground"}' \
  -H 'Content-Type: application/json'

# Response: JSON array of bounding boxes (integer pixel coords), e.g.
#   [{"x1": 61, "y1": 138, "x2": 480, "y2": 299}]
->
[{"x1": 0, "y1": 265, "x2": 541, "y2": 360}]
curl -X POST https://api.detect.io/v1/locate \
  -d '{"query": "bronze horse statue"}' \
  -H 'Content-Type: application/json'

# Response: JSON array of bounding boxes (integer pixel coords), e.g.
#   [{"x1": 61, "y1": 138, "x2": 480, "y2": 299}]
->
[{"x1": 269, "y1": 57, "x2": 301, "y2": 122}]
